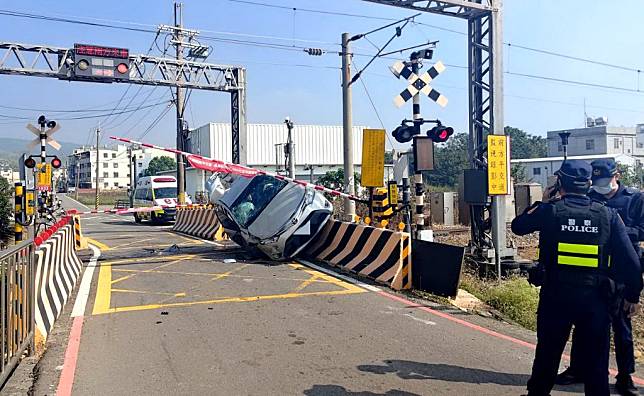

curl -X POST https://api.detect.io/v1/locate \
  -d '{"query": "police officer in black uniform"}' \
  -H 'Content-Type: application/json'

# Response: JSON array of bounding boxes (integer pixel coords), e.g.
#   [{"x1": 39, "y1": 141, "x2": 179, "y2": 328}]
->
[
  {"x1": 556, "y1": 158, "x2": 644, "y2": 395},
  {"x1": 511, "y1": 160, "x2": 642, "y2": 396}
]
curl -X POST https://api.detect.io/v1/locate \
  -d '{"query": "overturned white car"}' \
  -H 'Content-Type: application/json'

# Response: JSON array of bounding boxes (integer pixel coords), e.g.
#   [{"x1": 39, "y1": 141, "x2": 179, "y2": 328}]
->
[{"x1": 211, "y1": 174, "x2": 332, "y2": 260}]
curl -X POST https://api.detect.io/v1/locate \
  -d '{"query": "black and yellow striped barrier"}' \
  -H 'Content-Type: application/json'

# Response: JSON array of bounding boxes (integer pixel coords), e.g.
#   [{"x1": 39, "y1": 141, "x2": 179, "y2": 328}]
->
[
  {"x1": 72, "y1": 215, "x2": 87, "y2": 250},
  {"x1": 173, "y1": 205, "x2": 228, "y2": 241},
  {"x1": 305, "y1": 220, "x2": 412, "y2": 290}
]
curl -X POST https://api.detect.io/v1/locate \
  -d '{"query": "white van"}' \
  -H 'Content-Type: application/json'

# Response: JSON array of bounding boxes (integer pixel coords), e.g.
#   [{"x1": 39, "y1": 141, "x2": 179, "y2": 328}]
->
[{"x1": 133, "y1": 176, "x2": 190, "y2": 223}]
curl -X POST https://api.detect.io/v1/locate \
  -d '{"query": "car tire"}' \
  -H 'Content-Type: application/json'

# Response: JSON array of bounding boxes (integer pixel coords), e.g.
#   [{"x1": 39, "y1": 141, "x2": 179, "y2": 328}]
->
[{"x1": 134, "y1": 213, "x2": 142, "y2": 223}]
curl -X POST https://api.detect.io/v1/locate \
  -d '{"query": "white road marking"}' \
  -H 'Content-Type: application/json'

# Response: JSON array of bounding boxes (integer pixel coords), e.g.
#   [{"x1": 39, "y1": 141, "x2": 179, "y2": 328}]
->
[
  {"x1": 296, "y1": 259, "x2": 381, "y2": 292},
  {"x1": 61, "y1": 195, "x2": 91, "y2": 211},
  {"x1": 403, "y1": 313, "x2": 436, "y2": 326},
  {"x1": 71, "y1": 244, "x2": 101, "y2": 317}
]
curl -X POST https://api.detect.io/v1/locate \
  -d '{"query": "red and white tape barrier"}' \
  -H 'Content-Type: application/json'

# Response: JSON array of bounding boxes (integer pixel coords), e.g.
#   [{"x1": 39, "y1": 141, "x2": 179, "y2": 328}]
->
[
  {"x1": 109, "y1": 136, "x2": 364, "y2": 202},
  {"x1": 66, "y1": 206, "x2": 165, "y2": 216}
]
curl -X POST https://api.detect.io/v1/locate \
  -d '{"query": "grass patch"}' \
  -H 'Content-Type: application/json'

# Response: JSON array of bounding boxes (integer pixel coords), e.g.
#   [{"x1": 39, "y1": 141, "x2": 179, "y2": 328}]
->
[
  {"x1": 460, "y1": 272, "x2": 539, "y2": 331},
  {"x1": 68, "y1": 190, "x2": 129, "y2": 207}
]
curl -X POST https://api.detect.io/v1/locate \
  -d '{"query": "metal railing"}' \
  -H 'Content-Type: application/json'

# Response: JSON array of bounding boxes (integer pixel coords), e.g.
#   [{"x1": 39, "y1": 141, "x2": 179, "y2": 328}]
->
[{"x1": 0, "y1": 240, "x2": 35, "y2": 387}]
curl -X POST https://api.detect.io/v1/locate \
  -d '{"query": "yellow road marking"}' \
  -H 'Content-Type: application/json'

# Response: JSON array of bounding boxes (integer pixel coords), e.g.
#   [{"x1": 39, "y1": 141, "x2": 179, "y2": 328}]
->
[
  {"x1": 292, "y1": 274, "x2": 321, "y2": 292},
  {"x1": 110, "y1": 256, "x2": 194, "y2": 285},
  {"x1": 102, "y1": 255, "x2": 193, "y2": 266},
  {"x1": 92, "y1": 260, "x2": 112, "y2": 315},
  {"x1": 96, "y1": 289, "x2": 366, "y2": 315},
  {"x1": 289, "y1": 263, "x2": 364, "y2": 293},
  {"x1": 169, "y1": 231, "x2": 202, "y2": 244},
  {"x1": 86, "y1": 238, "x2": 110, "y2": 251},
  {"x1": 112, "y1": 289, "x2": 186, "y2": 297},
  {"x1": 110, "y1": 268, "x2": 339, "y2": 283}
]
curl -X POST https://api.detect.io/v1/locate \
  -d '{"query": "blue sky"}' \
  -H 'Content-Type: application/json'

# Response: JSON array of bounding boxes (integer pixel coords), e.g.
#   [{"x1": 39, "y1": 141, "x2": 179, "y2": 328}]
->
[{"x1": 1, "y1": 0, "x2": 643, "y2": 151}]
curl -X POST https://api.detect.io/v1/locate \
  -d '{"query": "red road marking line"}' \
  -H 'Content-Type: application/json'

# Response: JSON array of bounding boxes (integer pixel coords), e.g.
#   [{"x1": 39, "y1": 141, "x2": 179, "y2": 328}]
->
[
  {"x1": 56, "y1": 316, "x2": 84, "y2": 396},
  {"x1": 375, "y1": 290, "x2": 644, "y2": 385}
]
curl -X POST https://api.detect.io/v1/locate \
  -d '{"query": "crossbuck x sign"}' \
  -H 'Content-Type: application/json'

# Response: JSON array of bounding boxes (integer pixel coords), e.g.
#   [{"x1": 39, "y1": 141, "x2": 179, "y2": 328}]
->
[{"x1": 390, "y1": 60, "x2": 448, "y2": 108}]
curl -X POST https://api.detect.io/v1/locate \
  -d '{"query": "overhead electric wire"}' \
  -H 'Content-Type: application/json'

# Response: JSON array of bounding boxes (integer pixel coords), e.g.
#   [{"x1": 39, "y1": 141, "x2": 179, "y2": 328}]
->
[
  {"x1": 0, "y1": 100, "x2": 170, "y2": 121},
  {"x1": 136, "y1": 103, "x2": 173, "y2": 141}
]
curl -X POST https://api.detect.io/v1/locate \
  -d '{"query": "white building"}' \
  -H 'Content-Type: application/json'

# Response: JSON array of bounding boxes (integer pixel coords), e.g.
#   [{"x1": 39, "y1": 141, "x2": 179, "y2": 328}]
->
[
  {"x1": 68, "y1": 145, "x2": 131, "y2": 190},
  {"x1": 512, "y1": 153, "x2": 638, "y2": 187},
  {"x1": 185, "y1": 123, "x2": 369, "y2": 196},
  {"x1": 0, "y1": 169, "x2": 20, "y2": 183},
  {"x1": 131, "y1": 147, "x2": 176, "y2": 179},
  {"x1": 547, "y1": 122, "x2": 644, "y2": 159}
]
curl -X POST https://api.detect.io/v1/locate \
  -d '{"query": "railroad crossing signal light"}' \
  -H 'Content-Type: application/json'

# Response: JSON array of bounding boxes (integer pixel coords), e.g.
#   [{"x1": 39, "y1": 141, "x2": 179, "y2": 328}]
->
[
  {"x1": 51, "y1": 156, "x2": 62, "y2": 169},
  {"x1": 72, "y1": 44, "x2": 130, "y2": 81},
  {"x1": 24, "y1": 157, "x2": 36, "y2": 169},
  {"x1": 392, "y1": 124, "x2": 419, "y2": 143},
  {"x1": 427, "y1": 125, "x2": 454, "y2": 143}
]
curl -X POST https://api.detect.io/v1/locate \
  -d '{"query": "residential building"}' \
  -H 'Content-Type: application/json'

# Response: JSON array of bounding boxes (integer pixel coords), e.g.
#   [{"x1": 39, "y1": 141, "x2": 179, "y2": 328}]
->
[
  {"x1": 512, "y1": 153, "x2": 637, "y2": 187},
  {"x1": 68, "y1": 145, "x2": 131, "y2": 189},
  {"x1": 547, "y1": 122, "x2": 644, "y2": 159},
  {"x1": 0, "y1": 168, "x2": 20, "y2": 183}
]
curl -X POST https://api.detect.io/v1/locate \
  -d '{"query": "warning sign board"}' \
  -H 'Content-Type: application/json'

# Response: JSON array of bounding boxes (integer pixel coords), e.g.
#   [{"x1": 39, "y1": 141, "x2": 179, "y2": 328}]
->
[
  {"x1": 487, "y1": 135, "x2": 510, "y2": 195},
  {"x1": 361, "y1": 129, "x2": 386, "y2": 187},
  {"x1": 36, "y1": 163, "x2": 52, "y2": 192}
]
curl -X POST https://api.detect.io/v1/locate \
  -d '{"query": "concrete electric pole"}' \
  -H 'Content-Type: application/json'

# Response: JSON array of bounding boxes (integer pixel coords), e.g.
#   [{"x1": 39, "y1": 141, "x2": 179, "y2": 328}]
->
[
  {"x1": 284, "y1": 118, "x2": 295, "y2": 179},
  {"x1": 341, "y1": 32, "x2": 356, "y2": 222},
  {"x1": 174, "y1": 2, "x2": 186, "y2": 204}
]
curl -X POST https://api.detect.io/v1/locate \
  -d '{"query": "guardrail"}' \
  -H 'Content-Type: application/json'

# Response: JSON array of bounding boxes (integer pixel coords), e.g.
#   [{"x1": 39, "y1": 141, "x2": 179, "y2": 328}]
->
[{"x1": 0, "y1": 240, "x2": 34, "y2": 386}]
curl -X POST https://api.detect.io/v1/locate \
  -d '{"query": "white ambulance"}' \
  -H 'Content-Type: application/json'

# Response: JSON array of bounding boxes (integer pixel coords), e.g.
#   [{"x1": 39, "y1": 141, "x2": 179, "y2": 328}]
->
[{"x1": 133, "y1": 176, "x2": 190, "y2": 223}]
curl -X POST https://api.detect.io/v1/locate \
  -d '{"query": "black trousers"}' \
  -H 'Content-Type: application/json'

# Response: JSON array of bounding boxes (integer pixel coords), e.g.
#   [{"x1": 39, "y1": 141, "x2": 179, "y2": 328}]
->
[
  {"x1": 568, "y1": 298, "x2": 635, "y2": 378},
  {"x1": 527, "y1": 286, "x2": 611, "y2": 396}
]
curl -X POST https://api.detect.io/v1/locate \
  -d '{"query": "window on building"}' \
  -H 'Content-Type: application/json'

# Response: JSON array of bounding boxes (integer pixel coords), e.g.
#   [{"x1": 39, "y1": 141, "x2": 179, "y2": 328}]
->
[
  {"x1": 103, "y1": 163, "x2": 108, "y2": 168},
  {"x1": 586, "y1": 139, "x2": 595, "y2": 150},
  {"x1": 104, "y1": 182, "x2": 109, "y2": 188},
  {"x1": 614, "y1": 138, "x2": 620, "y2": 149},
  {"x1": 113, "y1": 172, "x2": 118, "y2": 178},
  {"x1": 113, "y1": 163, "x2": 118, "y2": 168},
  {"x1": 138, "y1": 163, "x2": 143, "y2": 167},
  {"x1": 114, "y1": 182, "x2": 119, "y2": 187},
  {"x1": 103, "y1": 153, "x2": 108, "y2": 158},
  {"x1": 533, "y1": 167, "x2": 541, "y2": 175},
  {"x1": 103, "y1": 172, "x2": 108, "y2": 178},
  {"x1": 112, "y1": 153, "x2": 116, "y2": 158}
]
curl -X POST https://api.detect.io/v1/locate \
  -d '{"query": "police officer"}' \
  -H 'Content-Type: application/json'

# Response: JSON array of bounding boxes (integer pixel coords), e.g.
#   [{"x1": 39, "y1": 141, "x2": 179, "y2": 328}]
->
[
  {"x1": 511, "y1": 160, "x2": 642, "y2": 396},
  {"x1": 556, "y1": 158, "x2": 644, "y2": 395}
]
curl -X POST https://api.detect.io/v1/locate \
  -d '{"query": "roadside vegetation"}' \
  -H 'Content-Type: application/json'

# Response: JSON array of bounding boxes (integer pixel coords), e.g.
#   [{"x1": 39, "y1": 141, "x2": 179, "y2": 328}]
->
[{"x1": 69, "y1": 189, "x2": 129, "y2": 207}]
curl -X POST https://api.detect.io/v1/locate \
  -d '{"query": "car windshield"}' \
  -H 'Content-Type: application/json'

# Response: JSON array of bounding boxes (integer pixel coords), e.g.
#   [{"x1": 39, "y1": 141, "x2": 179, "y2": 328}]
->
[
  {"x1": 154, "y1": 187, "x2": 177, "y2": 199},
  {"x1": 230, "y1": 175, "x2": 287, "y2": 227}
]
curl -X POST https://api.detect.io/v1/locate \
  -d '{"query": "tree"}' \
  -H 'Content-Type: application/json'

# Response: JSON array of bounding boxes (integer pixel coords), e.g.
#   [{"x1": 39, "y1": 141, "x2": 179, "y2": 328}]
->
[
  {"x1": 144, "y1": 156, "x2": 177, "y2": 176},
  {"x1": 504, "y1": 126, "x2": 547, "y2": 159},
  {"x1": 316, "y1": 169, "x2": 361, "y2": 191},
  {"x1": 424, "y1": 133, "x2": 470, "y2": 188},
  {"x1": 511, "y1": 163, "x2": 527, "y2": 183},
  {"x1": 617, "y1": 163, "x2": 644, "y2": 189},
  {"x1": 0, "y1": 177, "x2": 12, "y2": 243}
]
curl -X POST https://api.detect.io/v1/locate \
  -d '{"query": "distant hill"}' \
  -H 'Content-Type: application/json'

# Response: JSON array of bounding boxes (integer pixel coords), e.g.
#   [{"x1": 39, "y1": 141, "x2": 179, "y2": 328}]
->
[{"x1": 0, "y1": 138, "x2": 80, "y2": 168}]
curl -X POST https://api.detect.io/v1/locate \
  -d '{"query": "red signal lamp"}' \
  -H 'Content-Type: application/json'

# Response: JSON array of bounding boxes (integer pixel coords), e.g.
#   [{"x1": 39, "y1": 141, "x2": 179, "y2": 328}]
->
[
  {"x1": 51, "y1": 157, "x2": 62, "y2": 169},
  {"x1": 117, "y1": 63, "x2": 129, "y2": 74},
  {"x1": 427, "y1": 125, "x2": 454, "y2": 143}
]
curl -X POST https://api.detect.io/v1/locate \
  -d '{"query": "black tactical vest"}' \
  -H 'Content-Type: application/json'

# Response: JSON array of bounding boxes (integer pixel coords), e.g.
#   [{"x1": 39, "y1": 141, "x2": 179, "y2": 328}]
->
[{"x1": 540, "y1": 199, "x2": 611, "y2": 285}]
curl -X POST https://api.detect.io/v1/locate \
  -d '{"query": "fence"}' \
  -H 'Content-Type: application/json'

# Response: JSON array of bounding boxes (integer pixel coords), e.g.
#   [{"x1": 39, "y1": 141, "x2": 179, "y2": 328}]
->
[{"x1": 0, "y1": 240, "x2": 35, "y2": 386}]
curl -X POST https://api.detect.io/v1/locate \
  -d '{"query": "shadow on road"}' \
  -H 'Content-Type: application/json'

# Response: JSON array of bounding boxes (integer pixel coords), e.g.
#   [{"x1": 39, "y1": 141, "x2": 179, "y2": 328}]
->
[
  {"x1": 357, "y1": 359, "x2": 530, "y2": 386},
  {"x1": 303, "y1": 385, "x2": 422, "y2": 396}
]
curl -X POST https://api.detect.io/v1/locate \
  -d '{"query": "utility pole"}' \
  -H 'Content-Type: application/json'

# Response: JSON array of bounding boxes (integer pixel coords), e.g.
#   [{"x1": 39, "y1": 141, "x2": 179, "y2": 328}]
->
[
  {"x1": 174, "y1": 2, "x2": 186, "y2": 204},
  {"x1": 95, "y1": 127, "x2": 100, "y2": 210},
  {"x1": 341, "y1": 32, "x2": 356, "y2": 222},
  {"x1": 74, "y1": 155, "x2": 79, "y2": 201},
  {"x1": 128, "y1": 146, "x2": 134, "y2": 207},
  {"x1": 284, "y1": 118, "x2": 295, "y2": 178}
]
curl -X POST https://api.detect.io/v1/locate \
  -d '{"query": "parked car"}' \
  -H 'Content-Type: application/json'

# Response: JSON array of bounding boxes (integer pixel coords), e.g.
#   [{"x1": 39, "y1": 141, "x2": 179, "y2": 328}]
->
[{"x1": 214, "y1": 174, "x2": 332, "y2": 260}]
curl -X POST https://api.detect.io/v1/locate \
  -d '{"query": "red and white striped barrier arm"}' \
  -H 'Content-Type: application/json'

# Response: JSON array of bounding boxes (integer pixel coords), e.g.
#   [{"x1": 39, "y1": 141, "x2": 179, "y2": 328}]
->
[{"x1": 109, "y1": 136, "x2": 364, "y2": 202}]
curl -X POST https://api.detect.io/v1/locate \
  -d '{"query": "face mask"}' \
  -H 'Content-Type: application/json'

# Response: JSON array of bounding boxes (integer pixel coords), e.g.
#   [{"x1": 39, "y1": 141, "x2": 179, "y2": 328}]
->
[{"x1": 592, "y1": 180, "x2": 617, "y2": 195}]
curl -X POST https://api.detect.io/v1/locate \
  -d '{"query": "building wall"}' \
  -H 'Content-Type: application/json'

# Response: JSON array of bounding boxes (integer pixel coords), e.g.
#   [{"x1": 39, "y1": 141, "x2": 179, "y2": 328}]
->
[
  {"x1": 547, "y1": 126, "x2": 644, "y2": 158},
  {"x1": 191, "y1": 123, "x2": 366, "y2": 166},
  {"x1": 68, "y1": 145, "x2": 131, "y2": 189},
  {"x1": 513, "y1": 154, "x2": 638, "y2": 188},
  {"x1": 132, "y1": 147, "x2": 176, "y2": 178}
]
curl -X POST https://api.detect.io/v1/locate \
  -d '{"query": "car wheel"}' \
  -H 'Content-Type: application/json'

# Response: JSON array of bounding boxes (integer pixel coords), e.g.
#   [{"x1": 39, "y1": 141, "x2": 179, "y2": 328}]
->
[{"x1": 134, "y1": 213, "x2": 142, "y2": 223}]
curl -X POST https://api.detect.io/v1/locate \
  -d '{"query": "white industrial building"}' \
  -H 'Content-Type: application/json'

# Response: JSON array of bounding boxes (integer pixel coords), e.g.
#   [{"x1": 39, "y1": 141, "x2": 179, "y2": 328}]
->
[
  {"x1": 185, "y1": 123, "x2": 369, "y2": 196},
  {"x1": 68, "y1": 145, "x2": 174, "y2": 190},
  {"x1": 512, "y1": 153, "x2": 638, "y2": 187}
]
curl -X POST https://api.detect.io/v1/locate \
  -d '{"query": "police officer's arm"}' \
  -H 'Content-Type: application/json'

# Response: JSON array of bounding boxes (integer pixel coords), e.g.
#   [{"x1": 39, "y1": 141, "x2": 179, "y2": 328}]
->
[
  {"x1": 610, "y1": 213, "x2": 643, "y2": 303},
  {"x1": 625, "y1": 192, "x2": 644, "y2": 242},
  {"x1": 511, "y1": 201, "x2": 549, "y2": 235}
]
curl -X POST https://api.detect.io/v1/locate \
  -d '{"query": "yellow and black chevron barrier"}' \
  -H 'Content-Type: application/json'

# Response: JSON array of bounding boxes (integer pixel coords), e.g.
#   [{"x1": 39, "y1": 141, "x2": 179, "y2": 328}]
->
[
  {"x1": 173, "y1": 205, "x2": 228, "y2": 241},
  {"x1": 304, "y1": 220, "x2": 412, "y2": 290},
  {"x1": 72, "y1": 214, "x2": 87, "y2": 250}
]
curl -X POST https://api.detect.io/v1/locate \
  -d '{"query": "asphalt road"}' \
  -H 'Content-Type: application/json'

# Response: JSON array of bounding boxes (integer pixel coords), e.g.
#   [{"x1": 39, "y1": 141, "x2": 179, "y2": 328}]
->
[{"x1": 32, "y1": 195, "x2": 631, "y2": 395}]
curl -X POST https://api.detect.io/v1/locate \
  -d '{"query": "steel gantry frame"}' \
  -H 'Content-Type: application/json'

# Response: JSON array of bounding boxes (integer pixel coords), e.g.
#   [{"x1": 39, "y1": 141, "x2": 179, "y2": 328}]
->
[
  {"x1": 0, "y1": 42, "x2": 248, "y2": 164},
  {"x1": 363, "y1": 0, "x2": 514, "y2": 270}
]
